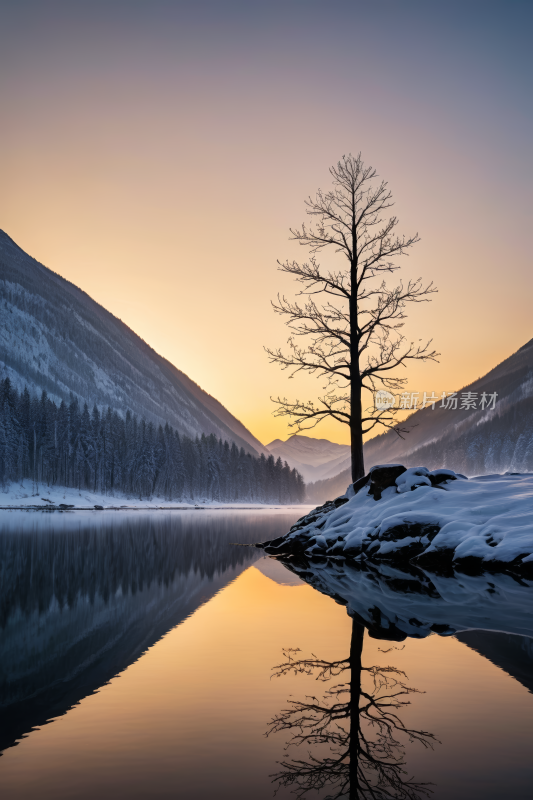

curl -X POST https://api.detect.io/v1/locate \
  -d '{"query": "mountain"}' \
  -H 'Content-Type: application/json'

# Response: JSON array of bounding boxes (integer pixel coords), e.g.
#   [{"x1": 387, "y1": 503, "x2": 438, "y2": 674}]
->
[
  {"x1": 305, "y1": 467, "x2": 352, "y2": 504},
  {"x1": 305, "y1": 337, "x2": 533, "y2": 503},
  {"x1": 0, "y1": 230, "x2": 266, "y2": 456},
  {"x1": 266, "y1": 434, "x2": 350, "y2": 483},
  {"x1": 363, "y1": 336, "x2": 533, "y2": 476}
]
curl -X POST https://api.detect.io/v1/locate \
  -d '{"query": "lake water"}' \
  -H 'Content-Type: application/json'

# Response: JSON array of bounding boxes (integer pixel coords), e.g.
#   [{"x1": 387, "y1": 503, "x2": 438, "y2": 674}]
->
[{"x1": 0, "y1": 509, "x2": 532, "y2": 799}]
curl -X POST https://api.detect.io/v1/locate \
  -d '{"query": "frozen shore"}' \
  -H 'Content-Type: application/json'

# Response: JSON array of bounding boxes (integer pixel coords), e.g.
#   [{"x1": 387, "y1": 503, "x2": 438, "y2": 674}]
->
[
  {"x1": 0, "y1": 481, "x2": 311, "y2": 513},
  {"x1": 261, "y1": 465, "x2": 533, "y2": 577}
]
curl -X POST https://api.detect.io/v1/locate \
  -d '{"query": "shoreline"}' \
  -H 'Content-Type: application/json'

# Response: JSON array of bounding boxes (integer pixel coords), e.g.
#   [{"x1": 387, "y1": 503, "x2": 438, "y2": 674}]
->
[
  {"x1": 0, "y1": 481, "x2": 312, "y2": 513},
  {"x1": 0, "y1": 504, "x2": 312, "y2": 512}
]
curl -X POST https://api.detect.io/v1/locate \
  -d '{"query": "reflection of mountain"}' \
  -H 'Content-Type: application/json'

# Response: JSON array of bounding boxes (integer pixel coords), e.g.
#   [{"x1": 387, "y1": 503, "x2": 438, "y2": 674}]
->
[
  {"x1": 253, "y1": 556, "x2": 305, "y2": 587},
  {"x1": 0, "y1": 511, "x2": 297, "y2": 755},
  {"x1": 457, "y1": 630, "x2": 533, "y2": 695}
]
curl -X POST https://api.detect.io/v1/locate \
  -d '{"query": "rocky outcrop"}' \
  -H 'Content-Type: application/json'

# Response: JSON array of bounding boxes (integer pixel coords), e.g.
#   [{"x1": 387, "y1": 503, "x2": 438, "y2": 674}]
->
[{"x1": 260, "y1": 465, "x2": 533, "y2": 578}]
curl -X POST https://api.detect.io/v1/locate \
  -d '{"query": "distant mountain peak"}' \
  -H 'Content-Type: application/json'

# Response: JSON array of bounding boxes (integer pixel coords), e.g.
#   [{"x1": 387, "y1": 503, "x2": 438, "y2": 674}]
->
[{"x1": 265, "y1": 434, "x2": 350, "y2": 483}]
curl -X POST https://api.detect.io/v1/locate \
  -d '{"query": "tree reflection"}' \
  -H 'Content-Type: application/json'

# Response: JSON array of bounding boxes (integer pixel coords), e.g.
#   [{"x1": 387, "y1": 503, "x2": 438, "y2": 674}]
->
[{"x1": 267, "y1": 620, "x2": 438, "y2": 799}]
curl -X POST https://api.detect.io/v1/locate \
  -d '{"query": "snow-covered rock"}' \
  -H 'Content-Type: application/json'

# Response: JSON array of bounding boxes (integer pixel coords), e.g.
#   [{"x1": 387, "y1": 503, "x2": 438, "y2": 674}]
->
[{"x1": 261, "y1": 465, "x2": 533, "y2": 577}]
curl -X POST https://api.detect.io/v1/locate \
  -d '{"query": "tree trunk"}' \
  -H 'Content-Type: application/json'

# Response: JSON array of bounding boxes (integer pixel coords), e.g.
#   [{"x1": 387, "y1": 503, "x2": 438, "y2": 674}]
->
[
  {"x1": 350, "y1": 242, "x2": 365, "y2": 483},
  {"x1": 350, "y1": 378, "x2": 365, "y2": 482},
  {"x1": 349, "y1": 619, "x2": 365, "y2": 799}
]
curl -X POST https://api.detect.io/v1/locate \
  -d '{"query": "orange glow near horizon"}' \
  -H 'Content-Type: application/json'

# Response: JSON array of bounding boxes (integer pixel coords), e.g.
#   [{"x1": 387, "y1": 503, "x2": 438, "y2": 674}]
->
[{"x1": 1, "y1": 3, "x2": 531, "y2": 446}]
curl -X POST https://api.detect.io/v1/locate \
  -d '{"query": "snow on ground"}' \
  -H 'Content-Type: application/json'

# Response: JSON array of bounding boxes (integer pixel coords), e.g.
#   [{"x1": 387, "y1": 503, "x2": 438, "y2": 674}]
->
[
  {"x1": 264, "y1": 466, "x2": 533, "y2": 572},
  {"x1": 0, "y1": 481, "x2": 312, "y2": 512}
]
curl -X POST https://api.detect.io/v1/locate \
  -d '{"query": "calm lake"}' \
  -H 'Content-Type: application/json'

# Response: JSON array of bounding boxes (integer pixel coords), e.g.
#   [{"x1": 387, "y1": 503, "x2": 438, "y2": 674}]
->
[{"x1": 0, "y1": 509, "x2": 532, "y2": 799}]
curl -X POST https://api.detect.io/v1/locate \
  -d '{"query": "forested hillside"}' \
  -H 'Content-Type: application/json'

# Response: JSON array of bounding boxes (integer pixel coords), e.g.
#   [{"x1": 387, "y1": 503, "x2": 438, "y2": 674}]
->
[
  {"x1": 306, "y1": 388, "x2": 533, "y2": 504},
  {"x1": 0, "y1": 379, "x2": 305, "y2": 503},
  {"x1": 395, "y1": 393, "x2": 533, "y2": 476},
  {"x1": 308, "y1": 338, "x2": 533, "y2": 503},
  {"x1": 364, "y1": 337, "x2": 533, "y2": 473},
  {"x1": 0, "y1": 230, "x2": 266, "y2": 456},
  {"x1": 305, "y1": 468, "x2": 351, "y2": 505}
]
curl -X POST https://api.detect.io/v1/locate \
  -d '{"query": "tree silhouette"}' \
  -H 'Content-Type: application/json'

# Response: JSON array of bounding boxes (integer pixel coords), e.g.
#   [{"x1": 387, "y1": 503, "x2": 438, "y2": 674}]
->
[
  {"x1": 266, "y1": 154, "x2": 438, "y2": 481},
  {"x1": 267, "y1": 620, "x2": 438, "y2": 799}
]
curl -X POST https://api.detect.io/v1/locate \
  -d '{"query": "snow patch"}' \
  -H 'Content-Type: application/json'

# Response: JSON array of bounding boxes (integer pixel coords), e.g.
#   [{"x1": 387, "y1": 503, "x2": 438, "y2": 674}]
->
[{"x1": 263, "y1": 467, "x2": 533, "y2": 573}]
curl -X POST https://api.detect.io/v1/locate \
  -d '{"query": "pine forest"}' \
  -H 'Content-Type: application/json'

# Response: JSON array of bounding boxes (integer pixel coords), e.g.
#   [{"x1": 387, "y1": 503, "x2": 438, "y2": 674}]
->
[{"x1": 0, "y1": 379, "x2": 305, "y2": 503}]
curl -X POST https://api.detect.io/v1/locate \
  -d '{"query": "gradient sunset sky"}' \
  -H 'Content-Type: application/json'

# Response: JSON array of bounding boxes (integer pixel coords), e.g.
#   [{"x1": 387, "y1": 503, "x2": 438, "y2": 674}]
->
[{"x1": 1, "y1": 0, "x2": 531, "y2": 445}]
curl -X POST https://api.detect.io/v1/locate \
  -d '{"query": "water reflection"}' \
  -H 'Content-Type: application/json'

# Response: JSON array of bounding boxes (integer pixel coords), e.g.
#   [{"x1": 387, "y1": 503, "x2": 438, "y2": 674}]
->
[
  {"x1": 456, "y1": 630, "x2": 533, "y2": 695},
  {"x1": 275, "y1": 555, "x2": 533, "y2": 639},
  {"x1": 266, "y1": 554, "x2": 533, "y2": 798},
  {"x1": 0, "y1": 510, "x2": 300, "y2": 756},
  {"x1": 268, "y1": 620, "x2": 438, "y2": 800}
]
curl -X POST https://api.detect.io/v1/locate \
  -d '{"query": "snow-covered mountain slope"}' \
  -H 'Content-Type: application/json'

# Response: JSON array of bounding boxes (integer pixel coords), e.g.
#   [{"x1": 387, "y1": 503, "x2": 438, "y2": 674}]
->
[
  {"x1": 266, "y1": 434, "x2": 350, "y2": 482},
  {"x1": 305, "y1": 467, "x2": 352, "y2": 505},
  {"x1": 363, "y1": 337, "x2": 533, "y2": 475},
  {"x1": 307, "y1": 336, "x2": 533, "y2": 498},
  {"x1": 319, "y1": 453, "x2": 351, "y2": 480},
  {"x1": 0, "y1": 230, "x2": 266, "y2": 455}
]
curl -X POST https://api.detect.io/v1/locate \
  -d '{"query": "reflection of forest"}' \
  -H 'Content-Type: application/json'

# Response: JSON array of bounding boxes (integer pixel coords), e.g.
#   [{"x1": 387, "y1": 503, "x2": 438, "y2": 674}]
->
[
  {"x1": 0, "y1": 512, "x2": 289, "y2": 755},
  {"x1": 269, "y1": 620, "x2": 437, "y2": 800}
]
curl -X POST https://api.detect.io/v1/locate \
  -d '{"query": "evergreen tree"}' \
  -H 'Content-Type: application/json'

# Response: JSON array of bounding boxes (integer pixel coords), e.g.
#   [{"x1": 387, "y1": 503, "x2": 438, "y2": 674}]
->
[{"x1": 0, "y1": 384, "x2": 305, "y2": 503}]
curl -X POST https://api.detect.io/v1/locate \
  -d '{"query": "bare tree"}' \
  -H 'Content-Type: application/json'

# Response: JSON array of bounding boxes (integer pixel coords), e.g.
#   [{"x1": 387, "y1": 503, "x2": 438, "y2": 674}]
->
[
  {"x1": 266, "y1": 154, "x2": 438, "y2": 481},
  {"x1": 267, "y1": 620, "x2": 438, "y2": 799}
]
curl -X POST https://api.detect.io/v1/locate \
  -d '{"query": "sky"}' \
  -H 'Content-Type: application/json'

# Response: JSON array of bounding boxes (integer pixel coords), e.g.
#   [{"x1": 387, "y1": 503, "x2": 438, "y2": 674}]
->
[{"x1": 1, "y1": 0, "x2": 531, "y2": 445}]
